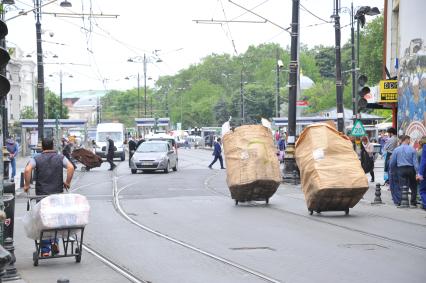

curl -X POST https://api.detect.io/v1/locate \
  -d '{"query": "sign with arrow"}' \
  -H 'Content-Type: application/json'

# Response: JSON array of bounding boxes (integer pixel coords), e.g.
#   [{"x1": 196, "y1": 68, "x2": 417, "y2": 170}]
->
[{"x1": 351, "y1": 120, "x2": 366, "y2": 137}]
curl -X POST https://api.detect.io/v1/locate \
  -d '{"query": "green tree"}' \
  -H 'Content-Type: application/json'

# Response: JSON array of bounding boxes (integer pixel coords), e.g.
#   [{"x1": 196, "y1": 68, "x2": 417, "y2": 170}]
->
[
  {"x1": 45, "y1": 89, "x2": 69, "y2": 119},
  {"x1": 20, "y1": 106, "x2": 36, "y2": 119},
  {"x1": 358, "y1": 15, "x2": 384, "y2": 85}
]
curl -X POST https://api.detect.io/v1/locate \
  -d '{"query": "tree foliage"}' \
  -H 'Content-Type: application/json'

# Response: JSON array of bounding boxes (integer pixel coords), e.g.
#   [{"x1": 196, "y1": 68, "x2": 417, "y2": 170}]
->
[
  {"x1": 100, "y1": 17, "x2": 384, "y2": 128},
  {"x1": 45, "y1": 89, "x2": 69, "y2": 119},
  {"x1": 20, "y1": 106, "x2": 36, "y2": 119}
]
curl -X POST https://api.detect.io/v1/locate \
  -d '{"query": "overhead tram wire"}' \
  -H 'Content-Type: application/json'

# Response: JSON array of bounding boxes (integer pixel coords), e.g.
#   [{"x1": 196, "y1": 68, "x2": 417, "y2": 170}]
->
[
  {"x1": 229, "y1": 0, "x2": 271, "y2": 21},
  {"x1": 219, "y1": 0, "x2": 238, "y2": 55},
  {"x1": 300, "y1": 3, "x2": 332, "y2": 24}
]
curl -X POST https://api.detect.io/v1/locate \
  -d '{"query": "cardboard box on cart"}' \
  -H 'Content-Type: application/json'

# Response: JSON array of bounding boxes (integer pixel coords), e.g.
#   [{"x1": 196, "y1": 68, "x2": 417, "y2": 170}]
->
[
  {"x1": 222, "y1": 125, "x2": 281, "y2": 203},
  {"x1": 295, "y1": 123, "x2": 368, "y2": 213}
]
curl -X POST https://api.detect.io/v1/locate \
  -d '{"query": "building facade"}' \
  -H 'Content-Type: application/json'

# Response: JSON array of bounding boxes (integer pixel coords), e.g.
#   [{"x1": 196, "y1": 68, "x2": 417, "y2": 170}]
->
[
  {"x1": 385, "y1": 0, "x2": 426, "y2": 144},
  {"x1": 6, "y1": 47, "x2": 36, "y2": 123}
]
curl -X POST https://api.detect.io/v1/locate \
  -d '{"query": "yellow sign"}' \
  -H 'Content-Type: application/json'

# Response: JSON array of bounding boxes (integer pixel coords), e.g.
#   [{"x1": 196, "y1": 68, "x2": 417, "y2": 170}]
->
[{"x1": 379, "y1": 80, "x2": 398, "y2": 102}]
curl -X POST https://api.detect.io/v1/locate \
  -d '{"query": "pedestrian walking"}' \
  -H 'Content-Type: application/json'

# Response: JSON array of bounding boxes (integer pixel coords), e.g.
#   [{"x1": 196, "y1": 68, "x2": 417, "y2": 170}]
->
[
  {"x1": 416, "y1": 136, "x2": 426, "y2": 210},
  {"x1": 6, "y1": 136, "x2": 18, "y2": 182},
  {"x1": 105, "y1": 136, "x2": 116, "y2": 171},
  {"x1": 62, "y1": 140, "x2": 77, "y2": 169},
  {"x1": 383, "y1": 127, "x2": 398, "y2": 178},
  {"x1": 389, "y1": 135, "x2": 419, "y2": 207},
  {"x1": 23, "y1": 138, "x2": 75, "y2": 256},
  {"x1": 361, "y1": 136, "x2": 375, "y2": 182},
  {"x1": 208, "y1": 137, "x2": 225, "y2": 169},
  {"x1": 128, "y1": 136, "x2": 137, "y2": 166}
]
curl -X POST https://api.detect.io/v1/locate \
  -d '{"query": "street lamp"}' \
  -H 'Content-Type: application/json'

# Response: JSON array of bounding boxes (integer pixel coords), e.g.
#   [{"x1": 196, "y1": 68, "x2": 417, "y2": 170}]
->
[
  {"x1": 34, "y1": 0, "x2": 73, "y2": 141},
  {"x1": 127, "y1": 52, "x2": 162, "y2": 118},
  {"x1": 49, "y1": 70, "x2": 73, "y2": 118},
  {"x1": 124, "y1": 74, "x2": 140, "y2": 117},
  {"x1": 276, "y1": 57, "x2": 284, "y2": 117}
]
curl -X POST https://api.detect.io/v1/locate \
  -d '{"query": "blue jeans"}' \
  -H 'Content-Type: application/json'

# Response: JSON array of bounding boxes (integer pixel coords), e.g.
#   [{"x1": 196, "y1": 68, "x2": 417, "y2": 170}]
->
[
  {"x1": 419, "y1": 180, "x2": 426, "y2": 207},
  {"x1": 10, "y1": 158, "x2": 16, "y2": 179},
  {"x1": 41, "y1": 239, "x2": 58, "y2": 254}
]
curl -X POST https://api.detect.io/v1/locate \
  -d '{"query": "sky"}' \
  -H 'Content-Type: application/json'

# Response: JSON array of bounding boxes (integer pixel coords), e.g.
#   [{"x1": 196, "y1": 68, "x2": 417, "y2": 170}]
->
[{"x1": 5, "y1": 0, "x2": 384, "y2": 94}]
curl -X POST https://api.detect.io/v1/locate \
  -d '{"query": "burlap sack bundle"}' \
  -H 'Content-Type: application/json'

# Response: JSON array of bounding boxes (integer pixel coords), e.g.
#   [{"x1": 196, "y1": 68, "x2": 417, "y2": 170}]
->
[
  {"x1": 295, "y1": 123, "x2": 368, "y2": 211},
  {"x1": 222, "y1": 125, "x2": 281, "y2": 201}
]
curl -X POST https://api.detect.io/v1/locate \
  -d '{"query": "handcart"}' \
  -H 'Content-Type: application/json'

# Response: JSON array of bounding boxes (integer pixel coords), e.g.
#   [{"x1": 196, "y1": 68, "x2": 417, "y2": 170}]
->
[
  {"x1": 26, "y1": 195, "x2": 85, "y2": 266},
  {"x1": 71, "y1": 148, "x2": 103, "y2": 171}
]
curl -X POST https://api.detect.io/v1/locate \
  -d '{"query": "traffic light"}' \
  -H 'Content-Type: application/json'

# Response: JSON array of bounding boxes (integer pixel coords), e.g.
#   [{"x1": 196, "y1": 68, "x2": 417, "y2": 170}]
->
[
  {"x1": 357, "y1": 74, "x2": 370, "y2": 112},
  {"x1": 0, "y1": 19, "x2": 10, "y2": 99}
]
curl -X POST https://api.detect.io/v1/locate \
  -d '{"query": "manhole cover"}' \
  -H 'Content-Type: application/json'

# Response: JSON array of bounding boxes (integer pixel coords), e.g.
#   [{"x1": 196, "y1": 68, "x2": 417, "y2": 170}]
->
[{"x1": 338, "y1": 244, "x2": 388, "y2": 251}]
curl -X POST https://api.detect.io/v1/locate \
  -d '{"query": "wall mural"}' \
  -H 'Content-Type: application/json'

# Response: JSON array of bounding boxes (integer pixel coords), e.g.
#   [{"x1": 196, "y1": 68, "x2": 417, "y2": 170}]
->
[{"x1": 397, "y1": 38, "x2": 426, "y2": 148}]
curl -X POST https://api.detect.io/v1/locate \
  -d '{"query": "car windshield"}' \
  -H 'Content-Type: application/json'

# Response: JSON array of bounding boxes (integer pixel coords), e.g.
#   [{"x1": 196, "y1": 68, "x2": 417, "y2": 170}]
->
[
  {"x1": 97, "y1": 132, "x2": 122, "y2": 142},
  {"x1": 137, "y1": 143, "x2": 168, "y2": 153}
]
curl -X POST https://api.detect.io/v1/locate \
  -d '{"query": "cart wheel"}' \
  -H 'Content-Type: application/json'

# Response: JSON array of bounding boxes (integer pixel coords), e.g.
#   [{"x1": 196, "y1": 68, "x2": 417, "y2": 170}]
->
[
  {"x1": 75, "y1": 248, "x2": 81, "y2": 263},
  {"x1": 345, "y1": 208, "x2": 349, "y2": 215},
  {"x1": 265, "y1": 198, "x2": 269, "y2": 204},
  {"x1": 33, "y1": 252, "x2": 39, "y2": 267},
  {"x1": 309, "y1": 209, "x2": 313, "y2": 215},
  {"x1": 235, "y1": 200, "x2": 239, "y2": 206}
]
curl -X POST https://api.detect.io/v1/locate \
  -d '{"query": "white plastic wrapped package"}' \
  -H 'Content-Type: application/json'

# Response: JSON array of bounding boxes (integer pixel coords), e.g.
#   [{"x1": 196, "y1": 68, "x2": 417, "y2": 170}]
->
[{"x1": 23, "y1": 193, "x2": 90, "y2": 240}]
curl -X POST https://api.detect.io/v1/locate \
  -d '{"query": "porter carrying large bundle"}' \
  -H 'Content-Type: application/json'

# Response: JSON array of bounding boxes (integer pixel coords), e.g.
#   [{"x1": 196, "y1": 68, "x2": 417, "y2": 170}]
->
[
  {"x1": 295, "y1": 123, "x2": 368, "y2": 215},
  {"x1": 222, "y1": 125, "x2": 281, "y2": 205}
]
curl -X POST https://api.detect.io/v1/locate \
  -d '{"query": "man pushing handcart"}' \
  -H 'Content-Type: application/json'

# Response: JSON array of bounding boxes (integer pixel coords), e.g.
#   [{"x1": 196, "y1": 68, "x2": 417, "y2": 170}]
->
[{"x1": 23, "y1": 138, "x2": 90, "y2": 266}]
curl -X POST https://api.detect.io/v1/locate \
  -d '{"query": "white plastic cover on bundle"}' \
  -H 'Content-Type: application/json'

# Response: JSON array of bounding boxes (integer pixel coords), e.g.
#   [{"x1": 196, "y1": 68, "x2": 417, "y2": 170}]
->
[{"x1": 23, "y1": 193, "x2": 90, "y2": 240}]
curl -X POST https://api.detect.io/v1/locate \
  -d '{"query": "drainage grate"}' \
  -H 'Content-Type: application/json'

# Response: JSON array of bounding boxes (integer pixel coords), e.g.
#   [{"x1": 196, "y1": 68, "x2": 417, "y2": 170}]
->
[{"x1": 230, "y1": 247, "x2": 276, "y2": 251}]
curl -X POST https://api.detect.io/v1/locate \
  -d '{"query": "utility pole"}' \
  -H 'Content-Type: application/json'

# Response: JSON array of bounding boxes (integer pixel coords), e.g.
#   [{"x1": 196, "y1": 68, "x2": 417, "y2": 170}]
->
[
  {"x1": 334, "y1": 0, "x2": 344, "y2": 132},
  {"x1": 275, "y1": 49, "x2": 281, "y2": 117},
  {"x1": 351, "y1": 3, "x2": 357, "y2": 118},
  {"x1": 283, "y1": 0, "x2": 299, "y2": 181},
  {"x1": 240, "y1": 69, "x2": 244, "y2": 124},
  {"x1": 137, "y1": 72, "x2": 140, "y2": 117},
  {"x1": 59, "y1": 69, "x2": 63, "y2": 118},
  {"x1": 35, "y1": 0, "x2": 45, "y2": 141},
  {"x1": 143, "y1": 53, "x2": 147, "y2": 118}
]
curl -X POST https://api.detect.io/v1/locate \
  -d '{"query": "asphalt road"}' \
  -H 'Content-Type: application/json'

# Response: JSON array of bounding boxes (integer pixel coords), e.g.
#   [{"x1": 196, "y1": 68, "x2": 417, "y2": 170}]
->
[{"x1": 14, "y1": 149, "x2": 426, "y2": 283}]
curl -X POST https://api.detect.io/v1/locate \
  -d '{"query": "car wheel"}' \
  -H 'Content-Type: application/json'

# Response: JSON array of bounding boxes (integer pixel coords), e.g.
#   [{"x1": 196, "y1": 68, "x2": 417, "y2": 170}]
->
[
  {"x1": 131, "y1": 169, "x2": 137, "y2": 174},
  {"x1": 172, "y1": 160, "x2": 178, "y2": 171},
  {"x1": 164, "y1": 161, "x2": 170, "y2": 173}
]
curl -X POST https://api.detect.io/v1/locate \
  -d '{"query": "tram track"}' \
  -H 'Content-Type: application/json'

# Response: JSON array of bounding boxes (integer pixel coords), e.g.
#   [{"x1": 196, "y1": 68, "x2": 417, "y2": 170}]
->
[
  {"x1": 202, "y1": 172, "x2": 426, "y2": 252},
  {"x1": 112, "y1": 173, "x2": 283, "y2": 283}
]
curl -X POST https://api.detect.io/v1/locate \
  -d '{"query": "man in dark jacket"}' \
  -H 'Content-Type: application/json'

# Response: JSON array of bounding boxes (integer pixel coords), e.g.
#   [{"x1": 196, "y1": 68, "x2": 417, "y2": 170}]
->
[
  {"x1": 128, "y1": 137, "x2": 137, "y2": 166},
  {"x1": 208, "y1": 138, "x2": 225, "y2": 169},
  {"x1": 23, "y1": 138, "x2": 75, "y2": 257},
  {"x1": 105, "y1": 136, "x2": 116, "y2": 170}
]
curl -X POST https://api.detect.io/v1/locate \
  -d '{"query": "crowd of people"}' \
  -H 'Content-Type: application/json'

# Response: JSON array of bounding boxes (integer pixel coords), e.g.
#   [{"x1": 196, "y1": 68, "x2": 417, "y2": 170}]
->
[{"x1": 362, "y1": 127, "x2": 426, "y2": 210}]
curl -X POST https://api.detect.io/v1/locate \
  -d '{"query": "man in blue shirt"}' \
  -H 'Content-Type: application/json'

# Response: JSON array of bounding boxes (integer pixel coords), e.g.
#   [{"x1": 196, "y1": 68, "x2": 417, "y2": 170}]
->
[
  {"x1": 389, "y1": 135, "x2": 418, "y2": 206},
  {"x1": 6, "y1": 137, "x2": 19, "y2": 182},
  {"x1": 208, "y1": 138, "x2": 225, "y2": 169}
]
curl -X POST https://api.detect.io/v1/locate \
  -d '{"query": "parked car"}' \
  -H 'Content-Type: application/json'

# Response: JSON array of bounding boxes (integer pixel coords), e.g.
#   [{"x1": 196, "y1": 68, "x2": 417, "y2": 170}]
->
[{"x1": 129, "y1": 141, "x2": 178, "y2": 174}]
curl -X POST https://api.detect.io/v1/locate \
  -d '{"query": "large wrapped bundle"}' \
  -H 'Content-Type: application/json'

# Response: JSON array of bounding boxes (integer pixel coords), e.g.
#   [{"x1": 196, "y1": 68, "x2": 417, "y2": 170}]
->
[
  {"x1": 23, "y1": 194, "x2": 90, "y2": 240},
  {"x1": 295, "y1": 123, "x2": 368, "y2": 211},
  {"x1": 222, "y1": 125, "x2": 281, "y2": 202},
  {"x1": 72, "y1": 148, "x2": 102, "y2": 169}
]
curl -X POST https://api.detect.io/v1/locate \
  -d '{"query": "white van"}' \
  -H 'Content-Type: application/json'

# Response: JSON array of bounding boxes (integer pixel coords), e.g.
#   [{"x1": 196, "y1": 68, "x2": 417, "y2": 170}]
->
[{"x1": 95, "y1": 123, "x2": 126, "y2": 161}]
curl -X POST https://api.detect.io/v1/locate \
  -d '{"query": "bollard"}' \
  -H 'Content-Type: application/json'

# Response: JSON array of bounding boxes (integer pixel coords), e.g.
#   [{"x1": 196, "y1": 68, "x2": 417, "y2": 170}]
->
[
  {"x1": 371, "y1": 183, "x2": 383, "y2": 204},
  {"x1": 399, "y1": 185, "x2": 409, "y2": 208},
  {"x1": 0, "y1": 245, "x2": 12, "y2": 281},
  {"x1": 19, "y1": 172, "x2": 24, "y2": 189},
  {"x1": 57, "y1": 279, "x2": 70, "y2": 283},
  {"x1": 1, "y1": 238, "x2": 19, "y2": 281}
]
